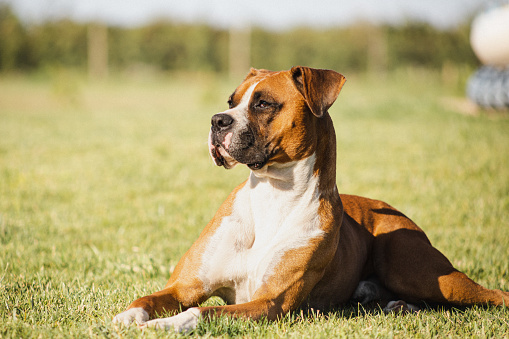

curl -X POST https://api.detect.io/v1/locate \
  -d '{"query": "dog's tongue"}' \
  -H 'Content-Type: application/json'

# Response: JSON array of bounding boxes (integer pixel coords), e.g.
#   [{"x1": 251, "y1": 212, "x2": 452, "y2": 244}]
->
[
  {"x1": 214, "y1": 147, "x2": 223, "y2": 162},
  {"x1": 210, "y1": 145, "x2": 224, "y2": 166}
]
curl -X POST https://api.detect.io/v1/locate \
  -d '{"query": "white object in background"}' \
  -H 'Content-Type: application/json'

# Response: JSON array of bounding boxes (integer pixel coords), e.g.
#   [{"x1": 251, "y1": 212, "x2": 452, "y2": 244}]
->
[{"x1": 470, "y1": 5, "x2": 509, "y2": 66}]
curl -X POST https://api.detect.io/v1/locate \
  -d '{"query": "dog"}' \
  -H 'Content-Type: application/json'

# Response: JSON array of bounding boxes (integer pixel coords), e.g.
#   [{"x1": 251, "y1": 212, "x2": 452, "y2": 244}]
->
[{"x1": 113, "y1": 66, "x2": 509, "y2": 331}]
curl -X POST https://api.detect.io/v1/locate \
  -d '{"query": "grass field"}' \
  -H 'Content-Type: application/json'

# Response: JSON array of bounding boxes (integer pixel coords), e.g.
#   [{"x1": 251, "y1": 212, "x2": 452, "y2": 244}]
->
[{"x1": 1, "y1": 68, "x2": 508, "y2": 338}]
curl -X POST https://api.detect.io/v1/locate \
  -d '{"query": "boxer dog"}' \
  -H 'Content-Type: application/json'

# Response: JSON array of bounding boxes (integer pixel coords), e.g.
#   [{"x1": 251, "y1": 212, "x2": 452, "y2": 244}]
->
[{"x1": 113, "y1": 67, "x2": 508, "y2": 331}]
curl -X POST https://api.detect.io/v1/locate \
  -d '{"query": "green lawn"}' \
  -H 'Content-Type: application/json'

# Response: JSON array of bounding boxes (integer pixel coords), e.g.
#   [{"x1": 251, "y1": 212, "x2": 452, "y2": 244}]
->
[{"x1": 1, "y1": 69, "x2": 508, "y2": 338}]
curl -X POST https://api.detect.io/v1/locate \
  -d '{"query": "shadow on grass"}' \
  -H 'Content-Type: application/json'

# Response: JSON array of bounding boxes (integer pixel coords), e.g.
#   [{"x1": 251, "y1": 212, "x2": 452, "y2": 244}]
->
[{"x1": 192, "y1": 301, "x2": 507, "y2": 337}]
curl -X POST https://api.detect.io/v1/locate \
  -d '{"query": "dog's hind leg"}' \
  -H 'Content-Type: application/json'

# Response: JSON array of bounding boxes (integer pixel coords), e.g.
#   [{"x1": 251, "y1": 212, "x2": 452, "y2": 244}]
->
[{"x1": 373, "y1": 228, "x2": 509, "y2": 308}]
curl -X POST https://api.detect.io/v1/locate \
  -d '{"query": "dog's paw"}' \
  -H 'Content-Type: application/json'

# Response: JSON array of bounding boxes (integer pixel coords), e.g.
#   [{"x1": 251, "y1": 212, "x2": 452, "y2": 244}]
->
[
  {"x1": 140, "y1": 308, "x2": 201, "y2": 332},
  {"x1": 383, "y1": 300, "x2": 419, "y2": 314},
  {"x1": 113, "y1": 307, "x2": 149, "y2": 326}
]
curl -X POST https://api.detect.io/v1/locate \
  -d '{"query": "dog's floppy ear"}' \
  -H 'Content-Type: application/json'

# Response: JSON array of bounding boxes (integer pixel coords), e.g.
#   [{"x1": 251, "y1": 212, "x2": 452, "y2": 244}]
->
[{"x1": 290, "y1": 66, "x2": 346, "y2": 118}]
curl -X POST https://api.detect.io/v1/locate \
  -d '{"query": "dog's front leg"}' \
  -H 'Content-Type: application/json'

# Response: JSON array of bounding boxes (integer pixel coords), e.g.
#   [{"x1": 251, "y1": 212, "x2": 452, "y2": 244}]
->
[
  {"x1": 113, "y1": 274, "x2": 209, "y2": 326},
  {"x1": 113, "y1": 287, "x2": 182, "y2": 326},
  {"x1": 141, "y1": 243, "x2": 336, "y2": 332},
  {"x1": 140, "y1": 298, "x2": 283, "y2": 333}
]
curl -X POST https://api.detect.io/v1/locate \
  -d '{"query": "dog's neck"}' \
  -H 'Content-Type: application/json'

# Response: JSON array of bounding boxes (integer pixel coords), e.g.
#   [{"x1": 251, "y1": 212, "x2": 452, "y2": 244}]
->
[
  {"x1": 246, "y1": 154, "x2": 322, "y2": 236},
  {"x1": 249, "y1": 154, "x2": 318, "y2": 193}
]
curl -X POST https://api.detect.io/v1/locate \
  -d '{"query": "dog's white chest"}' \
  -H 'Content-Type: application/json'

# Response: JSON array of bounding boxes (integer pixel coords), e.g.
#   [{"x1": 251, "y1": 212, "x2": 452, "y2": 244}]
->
[{"x1": 198, "y1": 155, "x2": 324, "y2": 304}]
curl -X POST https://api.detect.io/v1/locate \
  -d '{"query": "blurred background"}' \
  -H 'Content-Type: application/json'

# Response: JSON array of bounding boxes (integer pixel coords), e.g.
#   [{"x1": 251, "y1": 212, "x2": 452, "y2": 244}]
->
[
  {"x1": 0, "y1": 0, "x2": 487, "y2": 83},
  {"x1": 2, "y1": 3, "x2": 509, "y2": 337}
]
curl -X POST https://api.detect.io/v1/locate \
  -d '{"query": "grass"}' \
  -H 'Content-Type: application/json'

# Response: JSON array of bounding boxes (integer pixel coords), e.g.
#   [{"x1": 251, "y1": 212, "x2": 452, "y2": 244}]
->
[{"x1": 1, "y1": 68, "x2": 508, "y2": 338}]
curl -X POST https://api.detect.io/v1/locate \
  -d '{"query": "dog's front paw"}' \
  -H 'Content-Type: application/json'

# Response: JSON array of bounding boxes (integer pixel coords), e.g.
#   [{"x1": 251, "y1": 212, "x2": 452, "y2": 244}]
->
[
  {"x1": 113, "y1": 307, "x2": 149, "y2": 326},
  {"x1": 140, "y1": 308, "x2": 201, "y2": 332}
]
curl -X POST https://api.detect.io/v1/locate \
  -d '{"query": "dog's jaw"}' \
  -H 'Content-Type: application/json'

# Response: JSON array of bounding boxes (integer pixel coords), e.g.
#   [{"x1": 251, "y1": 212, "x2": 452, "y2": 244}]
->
[{"x1": 208, "y1": 130, "x2": 239, "y2": 169}]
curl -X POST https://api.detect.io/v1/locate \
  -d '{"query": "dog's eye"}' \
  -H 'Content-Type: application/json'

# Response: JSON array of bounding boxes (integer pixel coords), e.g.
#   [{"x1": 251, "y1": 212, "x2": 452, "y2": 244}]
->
[
  {"x1": 227, "y1": 99, "x2": 234, "y2": 109},
  {"x1": 256, "y1": 100, "x2": 270, "y2": 109}
]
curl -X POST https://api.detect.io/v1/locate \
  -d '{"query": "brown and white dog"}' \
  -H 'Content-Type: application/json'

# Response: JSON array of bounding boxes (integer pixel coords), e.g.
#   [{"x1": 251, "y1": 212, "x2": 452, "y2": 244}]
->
[{"x1": 113, "y1": 67, "x2": 509, "y2": 331}]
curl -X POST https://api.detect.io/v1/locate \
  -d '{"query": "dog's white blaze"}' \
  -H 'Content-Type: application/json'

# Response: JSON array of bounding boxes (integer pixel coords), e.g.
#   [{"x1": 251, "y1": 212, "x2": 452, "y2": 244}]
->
[
  {"x1": 225, "y1": 82, "x2": 258, "y2": 127},
  {"x1": 199, "y1": 153, "x2": 324, "y2": 304}
]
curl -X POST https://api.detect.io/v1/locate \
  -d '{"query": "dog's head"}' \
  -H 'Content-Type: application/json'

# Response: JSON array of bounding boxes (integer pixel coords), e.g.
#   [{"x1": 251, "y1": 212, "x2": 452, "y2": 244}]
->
[{"x1": 208, "y1": 66, "x2": 346, "y2": 171}]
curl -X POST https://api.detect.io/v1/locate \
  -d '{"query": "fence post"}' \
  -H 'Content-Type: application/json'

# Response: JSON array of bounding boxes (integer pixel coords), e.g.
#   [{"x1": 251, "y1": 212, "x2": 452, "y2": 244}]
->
[
  {"x1": 88, "y1": 23, "x2": 108, "y2": 79},
  {"x1": 229, "y1": 25, "x2": 251, "y2": 81}
]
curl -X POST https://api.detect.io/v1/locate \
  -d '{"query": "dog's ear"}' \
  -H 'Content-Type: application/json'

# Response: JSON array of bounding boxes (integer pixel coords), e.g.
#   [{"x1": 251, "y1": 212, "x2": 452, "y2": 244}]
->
[
  {"x1": 290, "y1": 66, "x2": 346, "y2": 118},
  {"x1": 245, "y1": 67, "x2": 260, "y2": 80},
  {"x1": 244, "y1": 68, "x2": 272, "y2": 81}
]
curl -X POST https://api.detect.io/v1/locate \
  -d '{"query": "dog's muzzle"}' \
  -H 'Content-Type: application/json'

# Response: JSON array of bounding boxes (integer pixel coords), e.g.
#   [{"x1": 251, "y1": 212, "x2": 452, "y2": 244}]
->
[{"x1": 208, "y1": 113, "x2": 267, "y2": 170}]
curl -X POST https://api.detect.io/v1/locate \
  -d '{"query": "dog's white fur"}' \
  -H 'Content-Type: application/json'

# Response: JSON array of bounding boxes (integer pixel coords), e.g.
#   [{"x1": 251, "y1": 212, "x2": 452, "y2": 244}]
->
[{"x1": 199, "y1": 154, "x2": 323, "y2": 304}]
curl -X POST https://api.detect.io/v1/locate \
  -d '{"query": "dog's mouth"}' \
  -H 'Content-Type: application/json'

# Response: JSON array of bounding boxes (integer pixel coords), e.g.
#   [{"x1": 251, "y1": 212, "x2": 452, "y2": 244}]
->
[
  {"x1": 212, "y1": 146, "x2": 228, "y2": 168},
  {"x1": 208, "y1": 131, "x2": 267, "y2": 170},
  {"x1": 208, "y1": 131, "x2": 237, "y2": 169},
  {"x1": 212, "y1": 146, "x2": 225, "y2": 167},
  {"x1": 209, "y1": 142, "x2": 233, "y2": 169},
  {"x1": 247, "y1": 161, "x2": 266, "y2": 170},
  {"x1": 210, "y1": 143, "x2": 266, "y2": 170}
]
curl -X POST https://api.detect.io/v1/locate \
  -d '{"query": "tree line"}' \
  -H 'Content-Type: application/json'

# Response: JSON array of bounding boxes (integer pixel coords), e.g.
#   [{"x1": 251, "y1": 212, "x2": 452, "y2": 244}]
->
[{"x1": 0, "y1": 4, "x2": 478, "y2": 74}]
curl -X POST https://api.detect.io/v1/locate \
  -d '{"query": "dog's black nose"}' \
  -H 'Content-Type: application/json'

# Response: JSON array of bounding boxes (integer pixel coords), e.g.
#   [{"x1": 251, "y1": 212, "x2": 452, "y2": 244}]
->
[{"x1": 211, "y1": 113, "x2": 234, "y2": 130}]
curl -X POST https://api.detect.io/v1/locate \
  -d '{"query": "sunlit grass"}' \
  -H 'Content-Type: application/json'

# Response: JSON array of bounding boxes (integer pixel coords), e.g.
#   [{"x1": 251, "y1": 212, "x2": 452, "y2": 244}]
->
[{"x1": 1, "y1": 69, "x2": 508, "y2": 338}]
